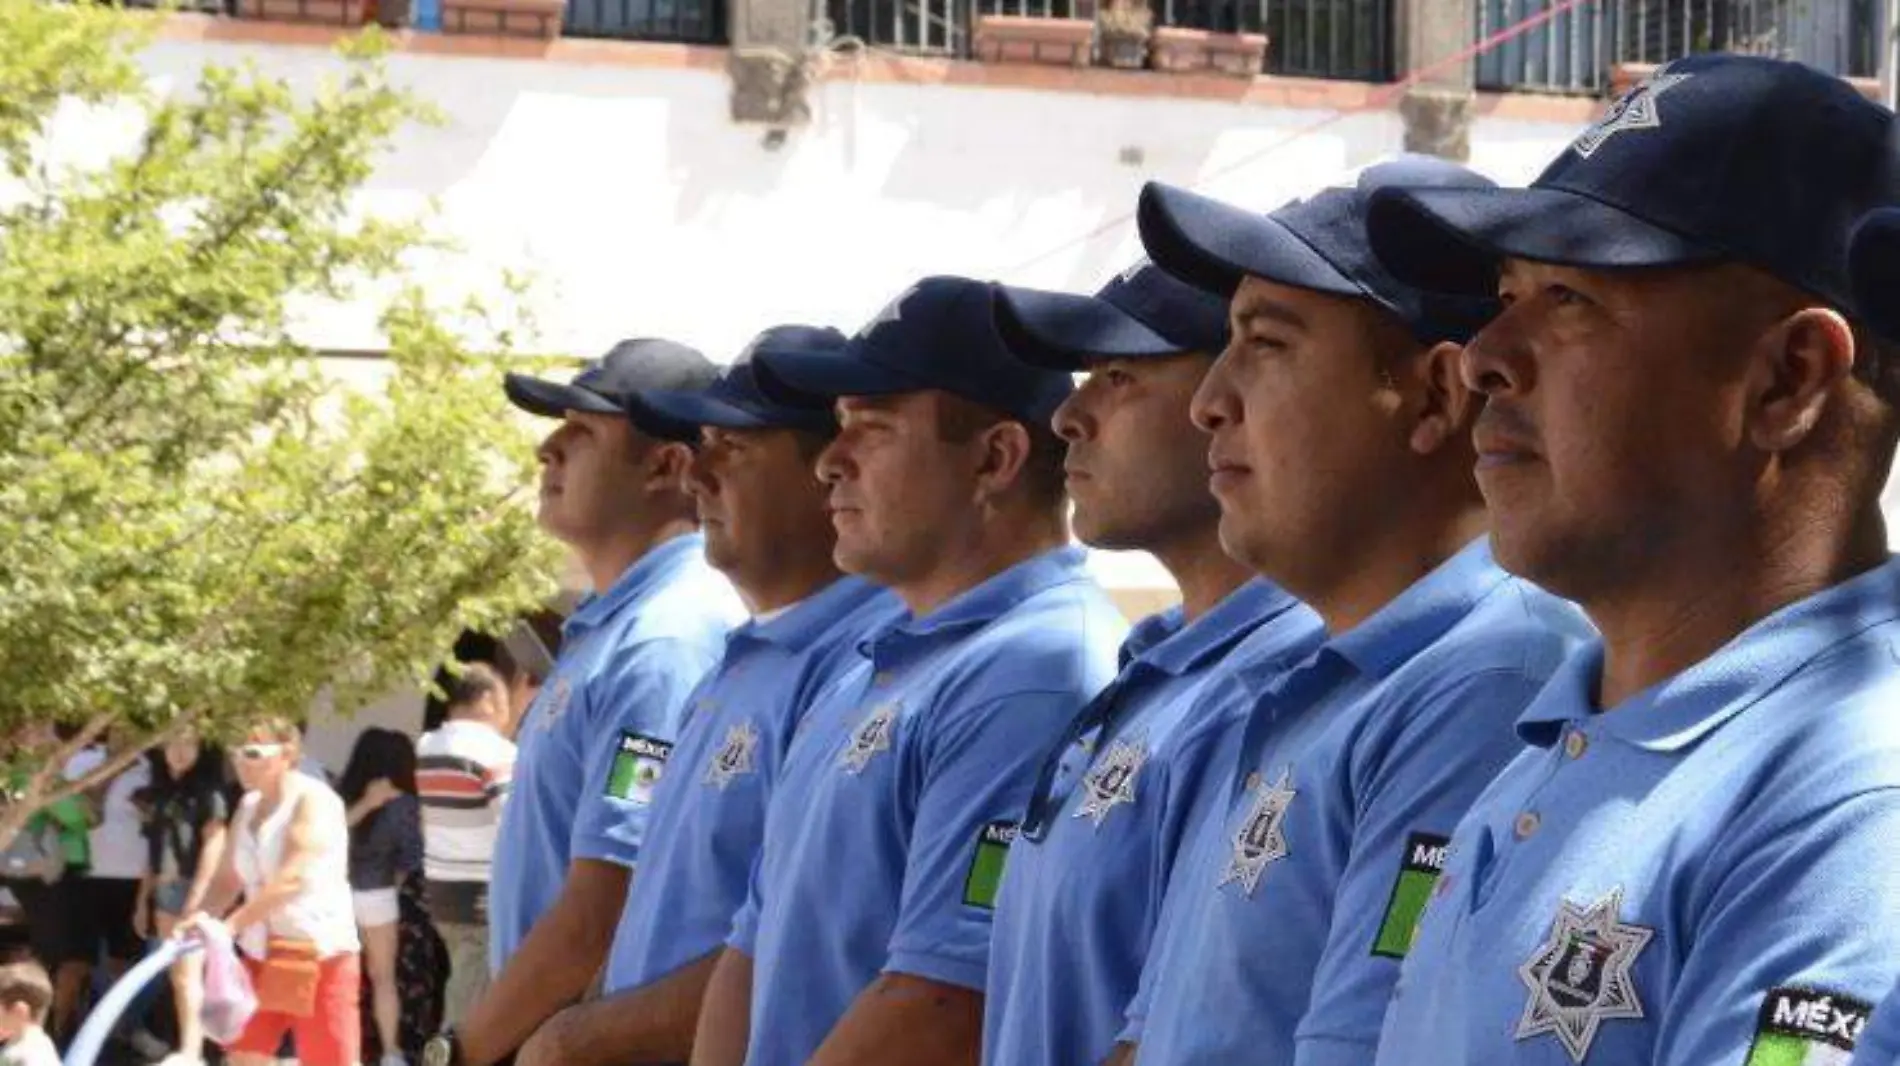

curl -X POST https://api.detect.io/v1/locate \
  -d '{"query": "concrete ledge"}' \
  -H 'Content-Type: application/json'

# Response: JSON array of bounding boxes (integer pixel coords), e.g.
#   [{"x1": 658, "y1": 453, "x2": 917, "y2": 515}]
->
[{"x1": 151, "y1": 11, "x2": 1605, "y2": 122}]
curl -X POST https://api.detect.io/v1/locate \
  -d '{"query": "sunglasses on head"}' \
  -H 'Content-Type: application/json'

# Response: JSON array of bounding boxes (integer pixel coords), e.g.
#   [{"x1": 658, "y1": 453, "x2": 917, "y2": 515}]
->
[{"x1": 236, "y1": 743, "x2": 285, "y2": 762}]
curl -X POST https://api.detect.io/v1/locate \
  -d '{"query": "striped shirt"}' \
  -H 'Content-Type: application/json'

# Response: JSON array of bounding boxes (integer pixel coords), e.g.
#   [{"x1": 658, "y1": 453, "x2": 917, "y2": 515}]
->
[{"x1": 416, "y1": 720, "x2": 515, "y2": 923}]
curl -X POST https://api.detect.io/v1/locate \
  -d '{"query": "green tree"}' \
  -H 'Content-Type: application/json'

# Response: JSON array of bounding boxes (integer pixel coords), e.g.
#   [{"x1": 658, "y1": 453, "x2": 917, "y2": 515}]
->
[{"x1": 0, "y1": 0, "x2": 565, "y2": 848}]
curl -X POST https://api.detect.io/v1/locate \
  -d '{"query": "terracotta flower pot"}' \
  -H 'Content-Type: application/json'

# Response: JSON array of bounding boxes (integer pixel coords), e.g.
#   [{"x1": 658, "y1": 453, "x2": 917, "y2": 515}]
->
[
  {"x1": 439, "y1": 0, "x2": 564, "y2": 37},
  {"x1": 1150, "y1": 25, "x2": 1267, "y2": 77},
  {"x1": 974, "y1": 13, "x2": 1094, "y2": 67}
]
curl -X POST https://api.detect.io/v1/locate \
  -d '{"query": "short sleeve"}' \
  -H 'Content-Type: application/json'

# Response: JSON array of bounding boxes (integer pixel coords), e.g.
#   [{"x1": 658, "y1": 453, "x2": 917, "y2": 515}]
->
[
  {"x1": 569, "y1": 640, "x2": 715, "y2": 867},
  {"x1": 1295, "y1": 669, "x2": 1545, "y2": 1066},
  {"x1": 883, "y1": 690, "x2": 1080, "y2": 992},
  {"x1": 1651, "y1": 787, "x2": 1900, "y2": 1066},
  {"x1": 395, "y1": 795, "x2": 424, "y2": 875},
  {"x1": 205, "y1": 787, "x2": 232, "y2": 826}
]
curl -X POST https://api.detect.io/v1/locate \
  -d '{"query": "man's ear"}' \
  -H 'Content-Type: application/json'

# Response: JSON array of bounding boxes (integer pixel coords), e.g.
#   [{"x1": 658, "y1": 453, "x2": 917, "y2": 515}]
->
[
  {"x1": 972, "y1": 420, "x2": 1032, "y2": 503},
  {"x1": 645, "y1": 441, "x2": 696, "y2": 493},
  {"x1": 1403, "y1": 341, "x2": 1476, "y2": 456},
  {"x1": 1747, "y1": 306, "x2": 1855, "y2": 453}
]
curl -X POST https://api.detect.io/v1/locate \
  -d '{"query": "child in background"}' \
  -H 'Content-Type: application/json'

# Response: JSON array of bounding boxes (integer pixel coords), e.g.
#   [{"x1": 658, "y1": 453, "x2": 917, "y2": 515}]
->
[{"x1": 0, "y1": 959, "x2": 59, "y2": 1066}]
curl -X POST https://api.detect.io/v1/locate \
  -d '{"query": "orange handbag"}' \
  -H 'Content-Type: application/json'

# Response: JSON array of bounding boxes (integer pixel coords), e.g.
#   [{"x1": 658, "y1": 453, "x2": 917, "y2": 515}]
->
[{"x1": 253, "y1": 937, "x2": 321, "y2": 1017}]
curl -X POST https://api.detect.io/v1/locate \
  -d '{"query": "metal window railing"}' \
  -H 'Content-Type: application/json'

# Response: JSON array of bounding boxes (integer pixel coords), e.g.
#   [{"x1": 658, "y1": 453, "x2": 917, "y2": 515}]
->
[
  {"x1": 822, "y1": 0, "x2": 970, "y2": 54},
  {"x1": 565, "y1": 0, "x2": 726, "y2": 42},
  {"x1": 1477, "y1": 0, "x2": 1886, "y2": 95},
  {"x1": 828, "y1": 0, "x2": 1390, "y2": 76}
]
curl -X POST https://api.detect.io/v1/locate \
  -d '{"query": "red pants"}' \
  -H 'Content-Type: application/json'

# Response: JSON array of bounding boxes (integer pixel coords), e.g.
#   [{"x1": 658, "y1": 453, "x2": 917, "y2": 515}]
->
[{"x1": 227, "y1": 952, "x2": 362, "y2": 1066}]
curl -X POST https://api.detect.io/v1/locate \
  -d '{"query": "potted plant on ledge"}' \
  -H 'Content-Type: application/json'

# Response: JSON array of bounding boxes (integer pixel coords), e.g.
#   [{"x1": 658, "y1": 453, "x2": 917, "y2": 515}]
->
[{"x1": 1097, "y1": 0, "x2": 1153, "y2": 70}]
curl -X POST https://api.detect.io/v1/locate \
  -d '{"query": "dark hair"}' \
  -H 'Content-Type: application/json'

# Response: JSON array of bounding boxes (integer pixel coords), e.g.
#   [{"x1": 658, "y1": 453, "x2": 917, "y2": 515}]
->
[
  {"x1": 1851, "y1": 317, "x2": 1900, "y2": 411},
  {"x1": 445, "y1": 661, "x2": 506, "y2": 712},
  {"x1": 145, "y1": 738, "x2": 234, "y2": 801},
  {"x1": 0, "y1": 959, "x2": 52, "y2": 1023},
  {"x1": 936, "y1": 396, "x2": 1068, "y2": 509},
  {"x1": 336, "y1": 728, "x2": 417, "y2": 805}
]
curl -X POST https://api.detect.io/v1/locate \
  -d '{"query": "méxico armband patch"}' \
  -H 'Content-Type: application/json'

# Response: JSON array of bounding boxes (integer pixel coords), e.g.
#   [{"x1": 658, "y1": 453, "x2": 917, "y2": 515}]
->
[
  {"x1": 1745, "y1": 987, "x2": 1871, "y2": 1065},
  {"x1": 962, "y1": 820, "x2": 1018, "y2": 910},
  {"x1": 1371, "y1": 831, "x2": 1451, "y2": 959},
  {"x1": 605, "y1": 731, "x2": 672, "y2": 805}
]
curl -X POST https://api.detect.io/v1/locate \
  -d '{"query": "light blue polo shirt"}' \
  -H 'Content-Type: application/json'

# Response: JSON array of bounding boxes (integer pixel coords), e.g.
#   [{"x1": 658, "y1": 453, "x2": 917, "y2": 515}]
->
[
  {"x1": 1129, "y1": 539, "x2": 1590, "y2": 1066},
  {"x1": 602, "y1": 576, "x2": 900, "y2": 994},
  {"x1": 1377, "y1": 557, "x2": 1900, "y2": 1066},
  {"x1": 488, "y1": 532, "x2": 743, "y2": 972},
  {"x1": 729, "y1": 546, "x2": 1126, "y2": 1066},
  {"x1": 1854, "y1": 983, "x2": 1900, "y2": 1066},
  {"x1": 983, "y1": 578, "x2": 1324, "y2": 1066}
]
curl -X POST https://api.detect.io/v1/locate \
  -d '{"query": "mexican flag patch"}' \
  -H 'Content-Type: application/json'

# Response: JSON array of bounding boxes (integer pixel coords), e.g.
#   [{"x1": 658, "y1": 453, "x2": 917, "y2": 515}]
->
[
  {"x1": 962, "y1": 821, "x2": 1018, "y2": 910},
  {"x1": 1371, "y1": 831, "x2": 1450, "y2": 959},
  {"x1": 605, "y1": 731, "x2": 672, "y2": 805},
  {"x1": 1745, "y1": 987, "x2": 1871, "y2": 1066}
]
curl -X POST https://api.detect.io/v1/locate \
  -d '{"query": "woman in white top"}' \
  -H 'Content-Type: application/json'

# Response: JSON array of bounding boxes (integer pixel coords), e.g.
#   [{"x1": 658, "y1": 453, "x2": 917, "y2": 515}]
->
[{"x1": 190, "y1": 718, "x2": 361, "y2": 1066}]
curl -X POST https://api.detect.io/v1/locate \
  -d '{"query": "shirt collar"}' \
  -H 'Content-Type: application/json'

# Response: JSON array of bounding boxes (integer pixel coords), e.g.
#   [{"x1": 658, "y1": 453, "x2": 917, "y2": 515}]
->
[
  {"x1": 1518, "y1": 555, "x2": 1900, "y2": 752},
  {"x1": 736, "y1": 576, "x2": 888, "y2": 654},
  {"x1": 1329, "y1": 537, "x2": 1509, "y2": 679},
  {"x1": 1128, "y1": 578, "x2": 1303, "y2": 677},
  {"x1": 861, "y1": 546, "x2": 1092, "y2": 660},
  {"x1": 563, "y1": 532, "x2": 706, "y2": 640}
]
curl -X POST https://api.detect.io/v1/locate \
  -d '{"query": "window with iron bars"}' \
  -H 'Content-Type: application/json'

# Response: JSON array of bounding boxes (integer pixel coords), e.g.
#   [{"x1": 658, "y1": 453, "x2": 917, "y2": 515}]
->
[
  {"x1": 565, "y1": 0, "x2": 728, "y2": 43},
  {"x1": 1476, "y1": 0, "x2": 1885, "y2": 94},
  {"x1": 822, "y1": 0, "x2": 1394, "y2": 80}
]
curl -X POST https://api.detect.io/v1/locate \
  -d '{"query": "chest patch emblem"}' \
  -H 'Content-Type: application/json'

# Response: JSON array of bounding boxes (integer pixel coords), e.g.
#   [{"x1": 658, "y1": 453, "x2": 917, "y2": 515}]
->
[
  {"x1": 703, "y1": 722, "x2": 760, "y2": 790},
  {"x1": 533, "y1": 677, "x2": 573, "y2": 733},
  {"x1": 838, "y1": 703, "x2": 898, "y2": 774},
  {"x1": 1218, "y1": 768, "x2": 1295, "y2": 897},
  {"x1": 1515, "y1": 887, "x2": 1655, "y2": 1063},
  {"x1": 1073, "y1": 737, "x2": 1148, "y2": 827}
]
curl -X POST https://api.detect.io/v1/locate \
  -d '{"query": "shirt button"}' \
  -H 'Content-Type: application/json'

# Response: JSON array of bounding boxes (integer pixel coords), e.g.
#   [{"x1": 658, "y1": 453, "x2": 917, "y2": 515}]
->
[
  {"x1": 1244, "y1": 771, "x2": 1262, "y2": 791},
  {"x1": 1514, "y1": 811, "x2": 1540, "y2": 840},
  {"x1": 1564, "y1": 730, "x2": 1588, "y2": 759}
]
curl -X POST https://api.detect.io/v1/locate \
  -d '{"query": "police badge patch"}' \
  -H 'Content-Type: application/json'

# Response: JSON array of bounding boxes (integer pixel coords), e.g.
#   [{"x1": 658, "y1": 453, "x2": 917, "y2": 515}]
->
[
  {"x1": 1515, "y1": 888, "x2": 1655, "y2": 1063},
  {"x1": 1572, "y1": 68, "x2": 1692, "y2": 159},
  {"x1": 1218, "y1": 768, "x2": 1295, "y2": 897},
  {"x1": 838, "y1": 703, "x2": 898, "y2": 774},
  {"x1": 1073, "y1": 737, "x2": 1148, "y2": 827},
  {"x1": 703, "y1": 721, "x2": 760, "y2": 790}
]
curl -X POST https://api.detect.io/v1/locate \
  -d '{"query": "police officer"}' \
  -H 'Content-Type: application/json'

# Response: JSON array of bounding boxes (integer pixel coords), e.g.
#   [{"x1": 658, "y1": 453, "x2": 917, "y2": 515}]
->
[
  {"x1": 1845, "y1": 205, "x2": 1900, "y2": 1066},
  {"x1": 688, "y1": 277, "x2": 1126, "y2": 1066},
  {"x1": 1114, "y1": 158, "x2": 1589, "y2": 1066},
  {"x1": 1366, "y1": 54, "x2": 1900, "y2": 1065},
  {"x1": 431, "y1": 340, "x2": 745, "y2": 1066},
  {"x1": 980, "y1": 262, "x2": 1324, "y2": 1066},
  {"x1": 509, "y1": 327, "x2": 901, "y2": 1066}
]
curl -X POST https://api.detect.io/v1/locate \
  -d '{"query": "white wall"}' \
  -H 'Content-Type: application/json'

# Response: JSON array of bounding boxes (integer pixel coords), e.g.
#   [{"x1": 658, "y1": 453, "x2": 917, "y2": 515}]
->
[
  {"x1": 73, "y1": 40, "x2": 1593, "y2": 750},
  {"x1": 119, "y1": 38, "x2": 1589, "y2": 602}
]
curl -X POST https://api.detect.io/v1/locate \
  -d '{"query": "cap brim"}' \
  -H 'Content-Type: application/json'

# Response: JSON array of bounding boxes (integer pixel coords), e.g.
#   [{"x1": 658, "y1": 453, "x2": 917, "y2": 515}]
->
[
  {"x1": 1851, "y1": 208, "x2": 1900, "y2": 342},
  {"x1": 1366, "y1": 185, "x2": 1722, "y2": 296},
  {"x1": 993, "y1": 286, "x2": 1187, "y2": 370},
  {"x1": 504, "y1": 373, "x2": 622, "y2": 419},
  {"x1": 1139, "y1": 184, "x2": 1363, "y2": 300},
  {"x1": 754, "y1": 348, "x2": 922, "y2": 401},
  {"x1": 620, "y1": 392, "x2": 714, "y2": 443}
]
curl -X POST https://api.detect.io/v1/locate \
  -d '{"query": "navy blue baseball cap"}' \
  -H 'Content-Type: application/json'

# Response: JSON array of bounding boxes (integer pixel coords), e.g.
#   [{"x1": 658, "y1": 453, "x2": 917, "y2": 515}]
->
[
  {"x1": 991, "y1": 258, "x2": 1231, "y2": 371},
  {"x1": 1138, "y1": 156, "x2": 1501, "y2": 345},
  {"x1": 1850, "y1": 208, "x2": 1900, "y2": 344},
  {"x1": 623, "y1": 326, "x2": 847, "y2": 444},
  {"x1": 753, "y1": 276, "x2": 1076, "y2": 425},
  {"x1": 1366, "y1": 54, "x2": 1900, "y2": 315},
  {"x1": 506, "y1": 338, "x2": 719, "y2": 443}
]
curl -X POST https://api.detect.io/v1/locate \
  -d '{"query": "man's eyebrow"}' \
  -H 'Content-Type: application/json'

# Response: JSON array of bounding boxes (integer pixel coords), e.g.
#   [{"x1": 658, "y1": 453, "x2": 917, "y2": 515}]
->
[{"x1": 1231, "y1": 296, "x2": 1309, "y2": 332}]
